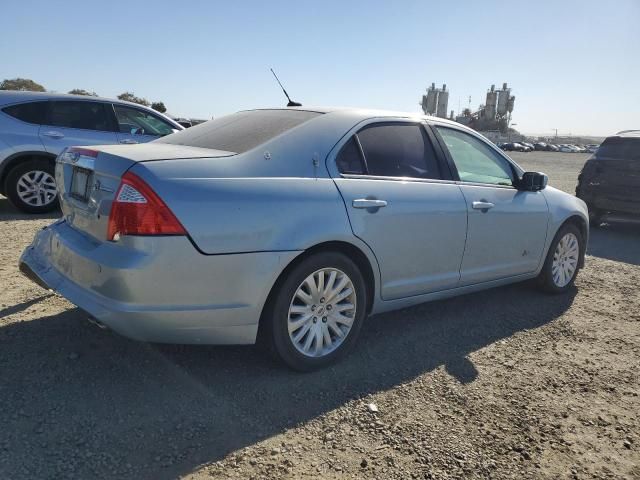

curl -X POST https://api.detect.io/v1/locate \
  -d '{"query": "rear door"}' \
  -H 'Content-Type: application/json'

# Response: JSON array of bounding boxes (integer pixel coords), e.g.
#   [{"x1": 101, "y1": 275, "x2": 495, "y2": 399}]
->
[
  {"x1": 330, "y1": 120, "x2": 468, "y2": 300},
  {"x1": 433, "y1": 125, "x2": 549, "y2": 285},
  {"x1": 39, "y1": 100, "x2": 118, "y2": 155},
  {"x1": 112, "y1": 104, "x2": 177, "y2": 145}
]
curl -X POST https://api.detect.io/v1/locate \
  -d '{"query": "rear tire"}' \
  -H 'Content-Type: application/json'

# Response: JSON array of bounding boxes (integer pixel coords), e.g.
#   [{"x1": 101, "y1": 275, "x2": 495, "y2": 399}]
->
[
  {"x1": 4, "y1": 159, "x2": 59, "y2": 213},
  {"x1": 537, "y1": 223, "x2": 583, "y2": 294},
  {"x1": 261, "y1": 251, "x2": 367, "y2": 371}
]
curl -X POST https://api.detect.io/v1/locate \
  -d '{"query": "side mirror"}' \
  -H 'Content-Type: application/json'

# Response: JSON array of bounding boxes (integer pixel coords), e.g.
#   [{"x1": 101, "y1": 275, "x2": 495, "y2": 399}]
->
[
  {"x1": 130, "y1": 127, "x2": 145, "y2": 136},
  {"x1": 519, "y1": 172, "x2": 548, "y2": 191}
]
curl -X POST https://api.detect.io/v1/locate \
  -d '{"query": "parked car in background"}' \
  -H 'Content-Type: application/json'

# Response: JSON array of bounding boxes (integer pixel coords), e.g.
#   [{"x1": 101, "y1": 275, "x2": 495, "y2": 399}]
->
[
  {"x1": 547, "y1": 144, "x2": 560, "y2": 152},
  {"x1": 559, "y1": 145, "x2": 576, "y2": 153},
  {"x1": 585, "y1": 144, "x2": 599, "y2": 153},
  {"x1": 0, "y1": 91, "x2": 183, "y2": 213},
  {"x1": 20, "y1": 107, "x2": 589, "y2": 370},
  {"x1": 503, "y1": 142, "x2": 529, "y2": 152},
  {"x1": 534, "y1": 142, "x2": 547, "y2": 151},
  {"x1": 576, "y1": 131, "x2": 640, "y2": 225},
  {"x1": 521, "y1": 142, "x2": 535, "y2": 151}
]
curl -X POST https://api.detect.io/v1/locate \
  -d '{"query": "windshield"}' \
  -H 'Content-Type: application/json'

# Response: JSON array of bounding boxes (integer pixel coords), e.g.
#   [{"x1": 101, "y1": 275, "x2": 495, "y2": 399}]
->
[
  {"x1": 597, "y1": 137, "x2": 640, "y2": 160},
  {"x1": 156, "y1": 109, "x2": 322, "y2": 154}
]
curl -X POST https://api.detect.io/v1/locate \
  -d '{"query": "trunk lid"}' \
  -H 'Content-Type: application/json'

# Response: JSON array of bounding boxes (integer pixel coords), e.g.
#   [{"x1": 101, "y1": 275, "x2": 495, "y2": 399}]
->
[{"x1": 56, "y1": 144, "x2": 234, "y2": 241}]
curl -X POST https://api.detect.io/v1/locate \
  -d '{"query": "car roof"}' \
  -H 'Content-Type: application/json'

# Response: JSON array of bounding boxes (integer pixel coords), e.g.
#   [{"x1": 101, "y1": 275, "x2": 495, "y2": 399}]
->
[
  {"x1": 0, "y1": 90, "x2": 158, "y2": 111},
  {"x1": 246, "y1": 105, "x2": 476, "y2": 132},
  {"x1": 612, "y1": 130, "x2": 640, "y2": 138}
]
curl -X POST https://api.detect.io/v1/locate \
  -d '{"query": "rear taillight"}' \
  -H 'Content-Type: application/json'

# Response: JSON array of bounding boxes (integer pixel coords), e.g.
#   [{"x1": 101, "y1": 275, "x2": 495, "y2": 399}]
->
[{"x1": 107, "y1": 172, "x2": 186, "y2": 241}]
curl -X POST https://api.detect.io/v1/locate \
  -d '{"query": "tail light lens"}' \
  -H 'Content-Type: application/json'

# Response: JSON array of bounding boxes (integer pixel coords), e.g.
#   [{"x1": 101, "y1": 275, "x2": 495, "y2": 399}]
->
[{"x1": 107, "y1": 172, "x2": 186, "y2": 241}]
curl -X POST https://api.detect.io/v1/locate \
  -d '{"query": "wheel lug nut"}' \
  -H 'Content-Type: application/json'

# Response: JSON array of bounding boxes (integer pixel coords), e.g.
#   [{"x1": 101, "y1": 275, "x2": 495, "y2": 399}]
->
[
  {"x1": 322, "y1": 317, "x2": 327, "y2": 323},
  {"x1": 312, "y1": 317, "x2": 317, "y2": 323},
  {"x1": 311, "y1": 305, "x2": 316, "y2": 311},
  {"x1": 320, "y1": 297, "x2": 325, "y2": 303},
  {"x1": 326, "y1": 304, "x2": 332, "y2": 311}
]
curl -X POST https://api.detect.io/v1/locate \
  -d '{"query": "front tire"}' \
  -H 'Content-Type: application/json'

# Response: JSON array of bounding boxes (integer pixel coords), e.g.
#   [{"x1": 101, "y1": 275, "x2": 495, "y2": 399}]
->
[
  {"x1": 537, "y1": 223, "x2": 583, "y2": 293},
  {"x1": 4, "y1": 159, "x2": 59, "y2": 213},
  {"x1": 262, "y1": 251, "x2": 367, "y2": 371}
]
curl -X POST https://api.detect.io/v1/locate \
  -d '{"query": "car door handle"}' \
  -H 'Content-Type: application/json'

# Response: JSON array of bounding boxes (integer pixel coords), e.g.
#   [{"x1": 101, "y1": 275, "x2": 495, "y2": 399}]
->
[
  {"x1": 119, "y1": 139, "x2": 138, "y2": 144},
  {"x1": 472, "y1": 201, "x2": 495, "y2": 210},
  {"x1": 42, "y1": 130, "x2": 64, "y2": 139},
  {"x1": 352, "y1": 199, "x2": 388, "y2": 209}
]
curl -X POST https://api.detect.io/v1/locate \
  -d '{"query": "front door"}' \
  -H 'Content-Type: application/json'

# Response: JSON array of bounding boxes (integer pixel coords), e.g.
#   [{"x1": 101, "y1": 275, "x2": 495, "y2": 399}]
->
[
  {"x1": 331, "y1": 121, "x2": 468, "y2": 300},
  {"x1": 434, "y1": 126, "x2": 549, "y2": 285}
]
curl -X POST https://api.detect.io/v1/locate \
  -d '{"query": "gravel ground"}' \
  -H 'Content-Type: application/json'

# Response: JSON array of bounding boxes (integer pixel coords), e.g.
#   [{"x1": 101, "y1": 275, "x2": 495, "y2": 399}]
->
[{"x1": 0, "y1": 152, "x2": 638, "y2": 479}]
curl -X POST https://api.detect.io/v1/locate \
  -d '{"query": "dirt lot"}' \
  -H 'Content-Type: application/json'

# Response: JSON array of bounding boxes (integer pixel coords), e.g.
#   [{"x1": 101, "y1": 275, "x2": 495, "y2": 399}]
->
[{"x1": 1, "y1": 152, "x2": 638, "y2": 479}]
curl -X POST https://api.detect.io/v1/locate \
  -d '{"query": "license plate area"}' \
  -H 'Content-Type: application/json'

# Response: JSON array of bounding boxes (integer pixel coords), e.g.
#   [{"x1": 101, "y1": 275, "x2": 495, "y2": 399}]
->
[{"x1": 70, "y1": 167, "x2": 93, "y2": 202}]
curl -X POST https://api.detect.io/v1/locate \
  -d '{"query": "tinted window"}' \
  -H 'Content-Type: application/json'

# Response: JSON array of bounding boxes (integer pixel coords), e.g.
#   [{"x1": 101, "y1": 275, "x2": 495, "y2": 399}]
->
[
  {"x1": 437, "y1": 127, "x2": 514, "y2": 186},
  {"x1": 597, "y1": 137, "x2": 640, "y2": 160},
  {"x1": 2, "y1": 101, "x2": 48, "y2": 124},
  {"x1": 114, "y1": 105, "x2": 175, "y2": 136},
  {"x1": 336, "y1": 137, "x2": 365, "y2": 174},
  {"x1": 356, "y1": 123, "x2": 441, "y2": 179},
  {"x1": 158, "y1": 109, "x2": 322, "y2": 154},
  {"x1": 49, "y1": 101, "x2": 112, "y2": 131}
]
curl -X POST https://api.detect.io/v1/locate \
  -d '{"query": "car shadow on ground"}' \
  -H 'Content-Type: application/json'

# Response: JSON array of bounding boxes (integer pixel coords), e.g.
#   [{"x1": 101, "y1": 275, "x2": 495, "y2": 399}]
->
[
  {"x1": 0, "y1": 196, "x2": 60, "y2": 221},
  {"x1": 0, "y1": 282, "x2": 575, "y2": 479},
  {"x1": 587, "y1": 223, "x2": 640, "y2": 266}
]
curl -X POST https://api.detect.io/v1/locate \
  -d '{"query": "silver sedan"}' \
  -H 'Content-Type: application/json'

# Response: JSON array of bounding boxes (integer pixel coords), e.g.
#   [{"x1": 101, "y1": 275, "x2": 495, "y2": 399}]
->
[{"x1": 20, "y1": 107, "x2": 588, "y2": 370}]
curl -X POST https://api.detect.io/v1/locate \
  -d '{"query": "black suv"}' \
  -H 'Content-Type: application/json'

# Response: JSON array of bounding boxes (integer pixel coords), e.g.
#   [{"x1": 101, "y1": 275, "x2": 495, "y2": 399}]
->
[{"x1": 576, "y1": 131, "x2": 640, "y2": 225}]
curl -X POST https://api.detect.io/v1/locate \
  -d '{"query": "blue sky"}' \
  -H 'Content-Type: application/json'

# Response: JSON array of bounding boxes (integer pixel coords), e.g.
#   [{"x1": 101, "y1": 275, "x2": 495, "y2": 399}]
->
[{"x1": 1, "y1": 0, "x2": 638, "y2": 136}]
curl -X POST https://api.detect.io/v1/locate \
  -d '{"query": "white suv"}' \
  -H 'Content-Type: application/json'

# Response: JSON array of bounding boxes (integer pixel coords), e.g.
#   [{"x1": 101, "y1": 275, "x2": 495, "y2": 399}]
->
[{"x1": 0, "y1": 91, "x2": 183, "y2": 213}]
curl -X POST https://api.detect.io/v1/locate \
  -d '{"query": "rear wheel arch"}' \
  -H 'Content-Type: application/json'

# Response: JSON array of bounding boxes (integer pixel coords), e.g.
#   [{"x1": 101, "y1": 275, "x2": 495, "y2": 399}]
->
[{"x1": 263, "y1": 241, "x2": 377, "y2": 320}]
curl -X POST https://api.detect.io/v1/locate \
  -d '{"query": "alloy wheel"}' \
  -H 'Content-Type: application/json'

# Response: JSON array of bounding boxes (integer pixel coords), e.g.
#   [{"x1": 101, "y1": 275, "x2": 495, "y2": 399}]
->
[
  {"x1": 16, "y1": 170, "x2": 57, "y2": 207},
  {"x1": 287, "y1": 268, "x2": 357, "y2": 358},
  {"x1": 551, "y1": 232, "x2": 579, "y2": 287}
]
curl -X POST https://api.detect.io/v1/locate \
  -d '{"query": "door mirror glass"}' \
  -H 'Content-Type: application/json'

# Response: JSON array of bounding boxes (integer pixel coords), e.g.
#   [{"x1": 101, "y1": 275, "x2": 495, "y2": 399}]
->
[
  {"x1": 519, "y1": 172, "x2": 548, "y2": 191},
  {"x1": 130, "y1": 127, "x2": 145, "y2": 135}
]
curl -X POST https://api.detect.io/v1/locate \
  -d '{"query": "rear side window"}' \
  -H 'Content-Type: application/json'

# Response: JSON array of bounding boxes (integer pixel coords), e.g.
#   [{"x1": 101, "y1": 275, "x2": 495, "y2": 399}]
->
[
  {"x1": 2, "y1": 101, "x2": 48, "y2": 124},
  {"x1": 597, "y1": 137, "x2": 640, "y2": 160},
  {"x1": 336, "y1": 137, "x2": 365, "y2": 174},
  {"x1": 158, "y1": 109, "x2": 322, "y2": 154},
  {"x1": 49, "y1": 101, "x2": 112, "y2": 132},
  {"x1": 356, "y1": 123, "x2": 441, "y2": 179}
]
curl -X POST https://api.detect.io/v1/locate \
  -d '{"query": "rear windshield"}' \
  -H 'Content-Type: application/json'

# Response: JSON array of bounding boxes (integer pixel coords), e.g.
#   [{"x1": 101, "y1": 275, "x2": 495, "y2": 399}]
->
[
  {"x1": 156, "y1": 109, "x2": 322, "y2": 154},
  {"x1": 597, "y1": 136, "x2": 640, "y2": 160}
]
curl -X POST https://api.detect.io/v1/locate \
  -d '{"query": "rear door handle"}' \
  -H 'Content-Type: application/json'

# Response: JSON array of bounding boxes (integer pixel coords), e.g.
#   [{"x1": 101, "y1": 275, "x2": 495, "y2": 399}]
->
[
  {"x1": 119, "y1": 139, "x2": 138, "y2": 144},
  {"x1": 42, "y1": 130, "x2": 64, "y2": 139},
  {"x1": 472, "y1": 201, "x2": 495, "y2": 210},
  {"x1": 352, "y1": 199, "x2": 388, "y2": 209}
]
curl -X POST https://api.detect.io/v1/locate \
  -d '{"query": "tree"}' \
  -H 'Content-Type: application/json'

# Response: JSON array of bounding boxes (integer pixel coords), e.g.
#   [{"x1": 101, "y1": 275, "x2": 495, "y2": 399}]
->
[
  {"x1": 0, "y1": 78, "x2": 46, "y2": 92},
  {"x1": 151, "y1": 101, "x2": 167, "y2": 113},
  {"x1": 117, "y1": 92, "x2": 150, "y2": 106},
  {"x1": 68, "y1": 89, "x2": 98, "y2": 96}
]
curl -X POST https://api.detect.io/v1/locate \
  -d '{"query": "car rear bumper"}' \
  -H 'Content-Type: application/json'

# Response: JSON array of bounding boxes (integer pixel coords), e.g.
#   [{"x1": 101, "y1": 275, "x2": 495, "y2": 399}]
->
[{"x1": 19, "y1": 220, "x2": 299, "y2": 344}]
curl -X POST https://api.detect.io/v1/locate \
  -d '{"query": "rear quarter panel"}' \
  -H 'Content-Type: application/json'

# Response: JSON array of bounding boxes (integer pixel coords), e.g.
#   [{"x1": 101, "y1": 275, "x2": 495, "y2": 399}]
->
[{"x1": 132, "y1": 162, "x2": 360, "y2": 254}]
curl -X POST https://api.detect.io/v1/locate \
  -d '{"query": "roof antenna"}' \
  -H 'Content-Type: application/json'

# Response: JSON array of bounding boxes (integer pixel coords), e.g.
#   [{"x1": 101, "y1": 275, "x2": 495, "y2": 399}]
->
[{"x1": 270, "y1": 68, "x2": 302, "y2": 107}]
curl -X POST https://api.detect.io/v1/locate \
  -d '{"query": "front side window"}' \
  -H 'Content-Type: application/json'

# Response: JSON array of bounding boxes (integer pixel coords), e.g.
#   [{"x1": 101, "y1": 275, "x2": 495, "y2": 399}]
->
[
  {"x1": 114, "y1": 105, "x2": 175, "y2": 136},
  {"x1": 354, "y1": 123, "x2": 441, "y2": 179},
  {"x1": 436, "y1": 127, "x2": 514, "y2": 186},
  {"x1": 49, "y1": 101, "x2": 112, "y2": 131},
  {"x1": 2, "y1": 101, "x2": 49, "y2": 124}
]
